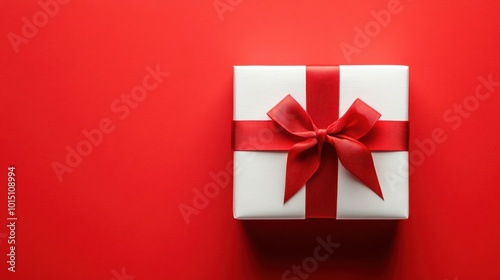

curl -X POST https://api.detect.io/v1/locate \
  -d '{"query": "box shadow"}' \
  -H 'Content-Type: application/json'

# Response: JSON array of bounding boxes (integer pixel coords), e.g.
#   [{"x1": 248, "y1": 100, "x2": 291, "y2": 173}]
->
[{"x1": 240, "y1": 219, "x2": 400, "y2": 278}]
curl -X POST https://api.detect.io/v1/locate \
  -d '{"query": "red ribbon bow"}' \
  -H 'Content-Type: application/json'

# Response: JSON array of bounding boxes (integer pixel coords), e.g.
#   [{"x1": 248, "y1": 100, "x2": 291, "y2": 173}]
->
[{"x1": 267, "y1": 94, "x2": 384, "y2": 203}]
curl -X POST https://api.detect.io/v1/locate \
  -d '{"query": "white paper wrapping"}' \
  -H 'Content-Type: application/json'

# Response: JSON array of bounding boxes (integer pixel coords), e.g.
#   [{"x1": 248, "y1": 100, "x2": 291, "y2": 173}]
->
[{"x1": 233, "y1": 65, "x2": 409, "y2": 219}]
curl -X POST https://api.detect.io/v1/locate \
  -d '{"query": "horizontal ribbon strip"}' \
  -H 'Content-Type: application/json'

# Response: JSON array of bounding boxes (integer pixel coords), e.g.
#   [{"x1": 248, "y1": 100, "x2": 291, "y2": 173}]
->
[{"x1": 233, "y1": 120, "x2": 408, "y2": 151}]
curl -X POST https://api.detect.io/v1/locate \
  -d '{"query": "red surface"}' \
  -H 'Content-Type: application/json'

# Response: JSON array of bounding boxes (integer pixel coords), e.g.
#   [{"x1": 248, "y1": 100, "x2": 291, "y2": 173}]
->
[{"x1": 1, "y1": 0, "x2": 500, "y2": 279}]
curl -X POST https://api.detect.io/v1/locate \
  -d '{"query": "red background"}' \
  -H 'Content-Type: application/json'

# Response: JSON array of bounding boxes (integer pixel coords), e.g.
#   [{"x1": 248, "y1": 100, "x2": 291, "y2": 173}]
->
[{"x1": 1, "y1": 0, "x2": 500, "y2": 279}]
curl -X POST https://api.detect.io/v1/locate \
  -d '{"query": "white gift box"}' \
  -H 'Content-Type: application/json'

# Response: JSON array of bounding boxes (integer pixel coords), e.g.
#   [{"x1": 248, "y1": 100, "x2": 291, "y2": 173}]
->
[{"x1": 233, "y1": 65, "x2": 409, "y2": 219}]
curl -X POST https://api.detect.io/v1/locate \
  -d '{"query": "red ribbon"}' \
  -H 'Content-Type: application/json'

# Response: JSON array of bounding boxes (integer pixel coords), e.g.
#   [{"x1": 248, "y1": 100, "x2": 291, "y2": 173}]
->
[{"x1": 232, "y1": 66, "x2": 408, "y2": 218}]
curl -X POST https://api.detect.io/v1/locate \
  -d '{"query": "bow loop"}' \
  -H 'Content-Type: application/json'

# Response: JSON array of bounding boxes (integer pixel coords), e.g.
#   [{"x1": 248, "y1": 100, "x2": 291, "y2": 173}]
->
[
  {"x1": 267, "y1": 95, "x2": 317, "y2": 139},
  {"x1": 327, "y1": 98, "x2": 381, "y2": 139}
]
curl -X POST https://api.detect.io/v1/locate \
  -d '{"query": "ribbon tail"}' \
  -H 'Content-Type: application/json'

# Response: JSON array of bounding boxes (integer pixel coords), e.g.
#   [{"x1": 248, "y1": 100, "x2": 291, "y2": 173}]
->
[
  {"x1": 328, "y1": 137, "x2": 384, "y2": 200},
  {"x1": 284, "y1": 138, "x2": 320, "y2": 203}
]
